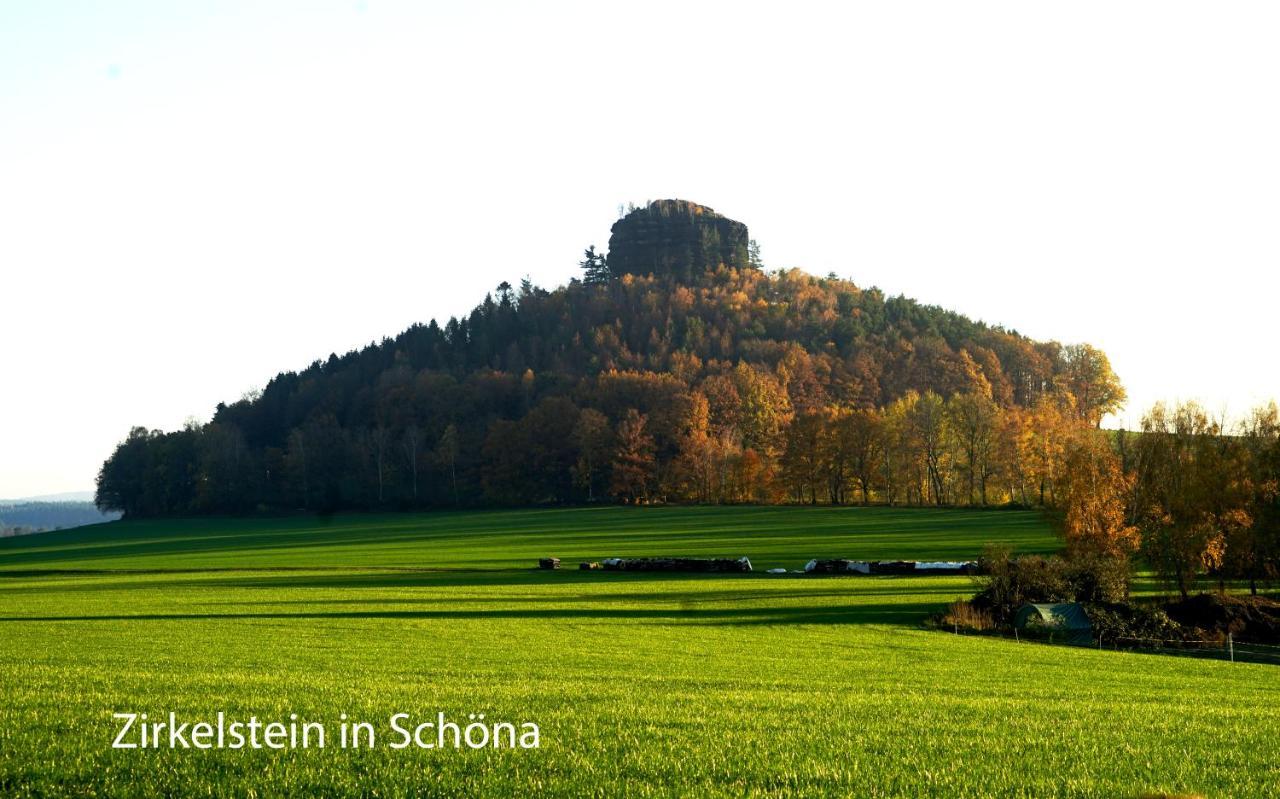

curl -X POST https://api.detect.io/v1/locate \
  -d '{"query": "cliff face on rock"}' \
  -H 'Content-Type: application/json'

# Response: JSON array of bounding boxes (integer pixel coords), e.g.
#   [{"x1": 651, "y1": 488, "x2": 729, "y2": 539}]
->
[{"x1": 606, "y1": 199, "x2": 751, "y2": 281}]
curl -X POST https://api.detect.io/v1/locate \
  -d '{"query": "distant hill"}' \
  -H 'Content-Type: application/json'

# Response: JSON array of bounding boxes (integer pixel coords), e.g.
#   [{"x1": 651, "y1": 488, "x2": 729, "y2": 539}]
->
[
  {"x1": 0, "y1": 501, "x2": 120, "y2": 536},
  {"x1": 0, "y1": 490, "x2": 95, "y2": 504},
  {"x1": 96, "y1": 200, "x2": 1123, "y2": 517}
]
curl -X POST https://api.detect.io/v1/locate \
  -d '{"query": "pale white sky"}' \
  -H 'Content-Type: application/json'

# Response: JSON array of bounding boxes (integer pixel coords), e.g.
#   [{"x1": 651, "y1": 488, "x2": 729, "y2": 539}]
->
[{"x1": 2, "y1": 1, "x2": 1277, "y2": 498}]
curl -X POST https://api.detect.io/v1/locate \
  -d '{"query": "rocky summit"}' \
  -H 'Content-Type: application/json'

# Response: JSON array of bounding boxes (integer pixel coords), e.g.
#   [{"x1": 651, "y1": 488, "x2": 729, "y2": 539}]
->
[{"x1": 606, "y1": 199, "x2": 751, "y2": 281}]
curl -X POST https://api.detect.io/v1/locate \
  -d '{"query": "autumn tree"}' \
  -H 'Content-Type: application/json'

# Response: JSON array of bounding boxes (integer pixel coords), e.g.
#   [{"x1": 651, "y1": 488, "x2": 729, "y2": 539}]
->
[
  {"x1": 910, "y1": 391, "x2": 949, "y2": 505},
  {"x1": 500, "y1": 396, "x2": 581, "y2": 503},
  {"x1": 733, "y1": 362, "x2": 793, "y2": 458},
  {"x1": 734, "y1": 448, "x2": 767, "y2": 504},
  {"x1": 994, "y1": 406, "x2": 1032, "y2": 505},
  {"x1": 1229, "y1": 403, "x2": 1280, "y2": 593},
  {"x1": 840, "y1": 408, "x2": 884, "y2": 505},
  {"x1": 1132, "y1": 402, "x2": 1247, "y2": 598},
  {"x1": 1050, "y1": 427, "x2": 1139, "y2": 603},
  {"x1": 571, "y1": 408, "x2": 612, "y2": 502},
  {"x1": 820, "y1": 408, "x2": 852, "y2": 505},
  {"x1": 701, "y1": 373, "x2": 741, "y2": 438},
  {"x1": 1026, "y1": 398, "x2": 1071, "y2": 506},
  {"x1": 673, "y1": 392, "x2": 719, "y2": 503},
  {"x1": 781, "y1": 412, "x2": 826, "y2": 504},
  {"x1": 610, "y1": 409, "x2": 656, "y2": 503},
  {"x1": 882, "y1": 393, "x2": 920, "y2": 505},
  {"x1": 947, "y1": 391, "x2": 1000, "y2": 505},
  {"x1": 1054, "y1": 428, "x2": 1138, "y2": 560},
  {"x1": 1060, "y1": 343, "x2": 1126, "y2": 427},
  {"x1": 776, "y1": 345, "x2": 828, "y2": 415}
]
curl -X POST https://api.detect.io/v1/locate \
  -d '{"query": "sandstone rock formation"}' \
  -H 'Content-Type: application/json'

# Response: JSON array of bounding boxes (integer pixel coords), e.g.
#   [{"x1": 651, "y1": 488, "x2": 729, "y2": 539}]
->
[{"x1": 606, "y1": 199, "x2": 751, "y2": 281}]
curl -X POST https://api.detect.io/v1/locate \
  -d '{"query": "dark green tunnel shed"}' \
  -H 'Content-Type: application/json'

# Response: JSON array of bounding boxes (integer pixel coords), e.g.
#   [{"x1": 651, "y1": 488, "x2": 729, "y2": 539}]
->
[{"x1": 1014, "y1": 603, "x2": 1093, "y2": 645}]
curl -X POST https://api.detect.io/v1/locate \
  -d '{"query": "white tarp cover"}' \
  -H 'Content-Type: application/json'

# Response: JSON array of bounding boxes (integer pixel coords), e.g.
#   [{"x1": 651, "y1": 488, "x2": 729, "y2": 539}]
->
[
  {"x1": 766, "y1": 568, "x2": 787, "y2": 574},
  {"x1": 914, "y1": 561, "x2": 970, "y2": 570},
  {"x1": 847, "y1": 561, "x2": 871, "y2": 573},
  {"x1": 804, "y1": 559, "x2": 818, "y2": 573}
]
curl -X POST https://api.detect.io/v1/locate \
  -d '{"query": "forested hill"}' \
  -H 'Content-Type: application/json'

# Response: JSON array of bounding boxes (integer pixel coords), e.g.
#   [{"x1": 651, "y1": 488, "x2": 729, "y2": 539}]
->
[{"x1": 97, "y1": 200, "x2": 1124, "y2": 516}]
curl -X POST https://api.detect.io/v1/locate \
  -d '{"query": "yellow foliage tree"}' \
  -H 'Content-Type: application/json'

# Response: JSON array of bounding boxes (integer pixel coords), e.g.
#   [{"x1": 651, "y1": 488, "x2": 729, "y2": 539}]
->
[{"x1": 1055, "y1": 429, "x2": 1139, "y2": 559}]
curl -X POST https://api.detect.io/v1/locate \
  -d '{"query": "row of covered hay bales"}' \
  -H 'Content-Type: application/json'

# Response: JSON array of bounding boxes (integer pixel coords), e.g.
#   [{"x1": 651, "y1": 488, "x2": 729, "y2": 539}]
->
[
  {"x1": 599, "y1": 556, "x2": 753, "y2": 573},
  {"x1": 803, "y1": 559, "x2": 977, "y2": 575},
  {"x1": 540, "y1": 557, "x2": 753, "y2": 572},
  {"x1": 540, "y1": 557, "x2": 974, "y2": 575}
]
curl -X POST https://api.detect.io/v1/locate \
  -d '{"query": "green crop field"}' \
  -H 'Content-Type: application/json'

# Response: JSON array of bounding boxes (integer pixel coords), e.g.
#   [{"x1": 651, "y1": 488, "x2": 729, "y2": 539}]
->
[{"x1": 1, "y1": 506, "x2": 1277, "y2": 798}]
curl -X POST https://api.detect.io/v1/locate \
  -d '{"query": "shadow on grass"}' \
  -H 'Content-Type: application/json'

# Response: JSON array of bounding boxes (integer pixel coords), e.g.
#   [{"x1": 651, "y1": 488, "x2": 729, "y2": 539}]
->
[
  {"x1": 0, "y1": 600, "x2": 941, "y2": 627},
  {"x1": 0, "y1": 569, "x2": 748, "y2": 593},
  {"x1": 0, "y1": 506, "x2": 1055, "y2": 569},
  {"x1": 194, "y1": 585, "x2": 963, "y2": 607},
  {"x1": 0, "y1": 568, "x2": 978, "y2": 595}
]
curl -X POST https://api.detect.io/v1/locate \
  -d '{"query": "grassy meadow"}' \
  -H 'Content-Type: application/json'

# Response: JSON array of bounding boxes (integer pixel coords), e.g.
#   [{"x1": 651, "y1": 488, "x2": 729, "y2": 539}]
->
[{"x1": 1, "y1": 506, "x2": 1277, "y2": 797}]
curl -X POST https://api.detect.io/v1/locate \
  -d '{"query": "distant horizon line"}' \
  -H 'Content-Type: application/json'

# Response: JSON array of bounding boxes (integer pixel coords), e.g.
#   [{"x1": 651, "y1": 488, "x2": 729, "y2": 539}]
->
[{"x1": 0, "y1": 490, "x2": 95, "y2": 505}]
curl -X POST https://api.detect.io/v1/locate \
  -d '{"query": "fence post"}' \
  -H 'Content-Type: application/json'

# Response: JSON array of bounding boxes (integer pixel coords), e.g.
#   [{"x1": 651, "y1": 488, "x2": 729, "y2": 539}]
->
[
  {"x1": 1014, "y1": 627, "x2": 1019, "y2": 643},
  {"x1": 1228, "y1": 633, "x2": 1234, "y2": 663},
  {"x1": 1098, "y1": 634, "x2": 1102, "y2": 650}
]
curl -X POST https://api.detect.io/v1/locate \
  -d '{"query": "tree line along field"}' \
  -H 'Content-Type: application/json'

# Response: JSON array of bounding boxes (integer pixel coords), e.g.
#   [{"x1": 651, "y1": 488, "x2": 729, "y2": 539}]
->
[{"x1": 1, "y1": 507, "x2": 1277, "y2": 798}]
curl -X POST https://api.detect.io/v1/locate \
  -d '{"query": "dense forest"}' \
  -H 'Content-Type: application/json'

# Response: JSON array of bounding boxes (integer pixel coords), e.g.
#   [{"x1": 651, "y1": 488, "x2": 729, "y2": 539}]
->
[{"x1": 97, "y1": 200, "x2": 1131, "y2": 517}]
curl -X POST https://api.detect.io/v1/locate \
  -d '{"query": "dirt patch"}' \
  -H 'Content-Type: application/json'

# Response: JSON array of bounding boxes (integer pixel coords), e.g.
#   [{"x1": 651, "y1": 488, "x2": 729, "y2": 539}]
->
[{"x1": 1164, "y1": 593, "x2": 1280, "y2": 641}]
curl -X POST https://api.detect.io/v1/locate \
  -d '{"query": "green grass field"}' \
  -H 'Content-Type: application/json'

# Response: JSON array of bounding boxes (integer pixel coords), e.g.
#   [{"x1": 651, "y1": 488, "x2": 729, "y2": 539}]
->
[{"x1": 1, "y1": 507, "x2": 1277, "y2": 798}]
